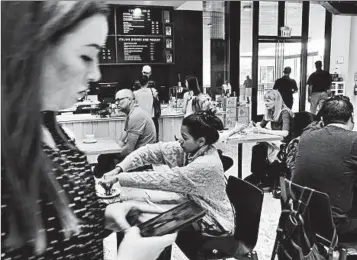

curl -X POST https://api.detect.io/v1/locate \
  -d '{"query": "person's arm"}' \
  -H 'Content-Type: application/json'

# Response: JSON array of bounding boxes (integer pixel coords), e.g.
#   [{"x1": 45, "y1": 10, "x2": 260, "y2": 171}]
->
[
  {"x1": 107, "y1": 142, "x2": 182, "y2": 175},
  {"x1": 307, "y1": 74, "x2": 313, "y2": 101},
  {"x1": 118, "y1": 131, "x2": 127, "y2": 147},
  {"x1": 182, "y1": 92, "x2": 188, "y2": 114},
  {"x1": 292, "y1": 80, "x2": 298, "y2": 93},
  {"x1": 346, "y1": 139, "x2": 357, "y2": 173},
  {"x1": 218, "y1": 123, "x2": 247, "y2": 142},
  {"x1": 117, "y1": 156, "x2": 221, "y2": 196},
  {"x1": 273, "y1": 79, "x2": 278, "y2": 90},
  {"x1": 259, "y1": 119, "x2": 268, "y2": 128},
  {"x1": 256, "y1": 111, "x2": 291, "y2": 137},
  {"x1": 119, "y1": 132, "x2": 140, "y2": 157}
]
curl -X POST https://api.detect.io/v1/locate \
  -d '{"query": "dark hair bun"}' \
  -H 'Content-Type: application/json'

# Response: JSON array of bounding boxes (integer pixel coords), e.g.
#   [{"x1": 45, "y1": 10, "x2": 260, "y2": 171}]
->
[{"x1": 182, "y1": 112, "x2": 220, "y2": 145}]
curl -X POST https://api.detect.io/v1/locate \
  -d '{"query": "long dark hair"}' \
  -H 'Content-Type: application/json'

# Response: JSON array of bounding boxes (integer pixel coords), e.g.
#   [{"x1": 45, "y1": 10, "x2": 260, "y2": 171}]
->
[
  {"x1": 185, "y1": 75, "x2": 201, "y2": 96},
  {"x1": 1, "y1": 1, "x2": 109, "y2": 254}
]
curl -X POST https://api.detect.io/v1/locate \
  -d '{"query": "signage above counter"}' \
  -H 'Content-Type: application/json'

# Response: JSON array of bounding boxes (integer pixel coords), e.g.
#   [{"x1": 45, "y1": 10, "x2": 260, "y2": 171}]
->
[{"x1": 100, "y1": 5, "x2": 174, "y2": 65}]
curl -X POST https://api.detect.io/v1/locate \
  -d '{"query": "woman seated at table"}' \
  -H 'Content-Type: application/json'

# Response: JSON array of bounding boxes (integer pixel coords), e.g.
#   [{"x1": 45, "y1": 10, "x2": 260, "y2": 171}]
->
[
  {"x1": 104, "y1": 112, "x2": 235, "y2": 237},
  {"x1": 244, "y1": 89, "x2": 294, "y2": 187},
  {"x1": 193, "y1": 93, "x2": 247, "y2": 171},
  {"x1": 194, "y1": 93, "x2": 246, "y2": 142}
]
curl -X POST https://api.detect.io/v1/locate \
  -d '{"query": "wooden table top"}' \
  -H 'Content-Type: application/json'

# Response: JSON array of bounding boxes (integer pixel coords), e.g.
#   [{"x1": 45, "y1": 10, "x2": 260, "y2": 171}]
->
[{"x1": 76, "y1": 137, "x2": 121, "y2": 155}]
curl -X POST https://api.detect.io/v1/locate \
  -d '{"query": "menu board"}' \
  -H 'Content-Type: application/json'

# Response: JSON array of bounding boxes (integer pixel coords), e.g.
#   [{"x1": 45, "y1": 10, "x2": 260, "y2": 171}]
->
[
  {"x1": 116, "y1": 7, "x2": 163, "y2": 35},
  {"x1": 99, "y1": 5, "x2": 174, "y2": 65}
]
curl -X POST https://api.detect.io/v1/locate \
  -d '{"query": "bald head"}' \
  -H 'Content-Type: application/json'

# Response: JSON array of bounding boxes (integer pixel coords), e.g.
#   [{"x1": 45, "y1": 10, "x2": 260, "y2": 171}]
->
[
  {"x1": 115, "y1": 89, "x2": 135, "y2": 114},
  {"x1": 116, "y1": 89, "x2": 135, "y2": 100}
]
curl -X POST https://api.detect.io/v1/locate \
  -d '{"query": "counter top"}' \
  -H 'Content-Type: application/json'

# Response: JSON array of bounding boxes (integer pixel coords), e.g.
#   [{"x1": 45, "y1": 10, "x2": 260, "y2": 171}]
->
[
  {"x1": 57, "y1": 109, "x2": 225, "y2": 123},
  {"x1": 57, "y1": 111, "x2": 185, "y2": 123}
]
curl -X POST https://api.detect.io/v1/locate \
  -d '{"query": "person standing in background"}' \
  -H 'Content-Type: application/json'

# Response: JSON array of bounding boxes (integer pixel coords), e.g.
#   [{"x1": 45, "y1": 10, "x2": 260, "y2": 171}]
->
[
  {"x1": 182, "y1": 75, "x2": 201, "y2": 117},
  {"x1": 307, "y1": 60, "x2": 332, "y2": 114},
  {"x1": 133, "y1": 65, "x2": 160, "y2": 141},
  {"x1": 244, "y1": 75, "x2": 253, "y2": 103},
  {"x1": 273, "y1": 67, "x2": 298, "y2": 109}
]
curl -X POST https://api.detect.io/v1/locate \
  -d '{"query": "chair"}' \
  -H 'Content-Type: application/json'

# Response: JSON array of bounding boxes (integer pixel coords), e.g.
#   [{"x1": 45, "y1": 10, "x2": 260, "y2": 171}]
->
[
  {"x1": 271, "y1": 178, "x2": 357, "y2": 260},
  {"x1": 290, "y1": 111, "x2": 319, "y2": 140},
  {"x1": 197, "y1": 176, "x2": 264, "y2": 260}
]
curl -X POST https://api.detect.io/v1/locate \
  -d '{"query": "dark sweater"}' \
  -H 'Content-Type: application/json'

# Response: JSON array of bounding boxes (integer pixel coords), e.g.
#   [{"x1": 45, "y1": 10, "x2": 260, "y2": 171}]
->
[{"x1": 292, "y1": 124, "x2": 357, "y2": 215}]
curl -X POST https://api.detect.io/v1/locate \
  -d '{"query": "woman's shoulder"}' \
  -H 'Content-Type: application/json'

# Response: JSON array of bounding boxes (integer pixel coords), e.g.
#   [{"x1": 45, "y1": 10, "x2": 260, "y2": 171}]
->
[{"x1": 280, "y1": 109, "x2": 294, "y2": 118}]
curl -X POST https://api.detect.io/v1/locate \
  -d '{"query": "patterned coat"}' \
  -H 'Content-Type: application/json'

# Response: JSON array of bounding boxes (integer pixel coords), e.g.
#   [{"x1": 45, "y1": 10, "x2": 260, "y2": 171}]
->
[{"x1": 117, "y1": 141, "x2": 235, "y2": 235}]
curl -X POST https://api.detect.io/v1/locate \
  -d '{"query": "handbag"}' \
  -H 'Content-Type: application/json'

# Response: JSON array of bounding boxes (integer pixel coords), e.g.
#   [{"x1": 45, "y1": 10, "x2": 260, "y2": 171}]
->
[{"x1": 150, "y1": 88, "x2": 161, "y2": 118}]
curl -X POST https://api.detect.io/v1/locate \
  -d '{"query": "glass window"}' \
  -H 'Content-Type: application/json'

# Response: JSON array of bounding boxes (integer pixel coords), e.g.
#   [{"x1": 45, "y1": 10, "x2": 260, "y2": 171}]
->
[
  {"x1": 259, "y1": 2, "x2": 278, "y2": 36},
  {"x1": 306, "y1": 3, "x2": 326, "y2": 112},
  {"x1": 240, "y1": 1, "x2": 253, "y2": 103},
  {"x1": 285, "y1": 2, "x2": 302, "y2": 36}
]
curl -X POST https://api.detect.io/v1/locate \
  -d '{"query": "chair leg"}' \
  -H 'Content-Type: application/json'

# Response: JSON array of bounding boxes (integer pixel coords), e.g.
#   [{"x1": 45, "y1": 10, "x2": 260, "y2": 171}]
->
[{"x1": 338, "y1": 248, "x2": 348, "y2": 260}]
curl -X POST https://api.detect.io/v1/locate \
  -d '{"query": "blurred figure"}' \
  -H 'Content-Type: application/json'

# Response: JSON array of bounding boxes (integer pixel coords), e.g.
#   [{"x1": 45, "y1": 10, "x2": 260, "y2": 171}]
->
[
  {"x1": 94, "y1": 89, "x2": 156, "y2": 177},
  {"x1": 1, "y1": 2, "x2": 176, "y2": 259},
  {"x1": 222, "y1": 80, "x2": 232, "y2": 97},
  {"x1": 307, "y1": 60, "x2": 332, "y2": 114},
  {"x1": 292, "y1": 96, "x2": 357, "y2": 242},
  {"x1": 244, "y1": 75, "x2": 253, "y2": 103},
  {"x1": 273, "y1": 66, "x2": 298, "y2": 109},
  {"x1": 182, "y1": 75, "x2": 201, "y2": 117}
]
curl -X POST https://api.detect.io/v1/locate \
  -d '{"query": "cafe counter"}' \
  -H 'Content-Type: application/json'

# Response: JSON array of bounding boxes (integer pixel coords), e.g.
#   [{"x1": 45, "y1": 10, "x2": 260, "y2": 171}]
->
[{"x1": 58, "y1": 109, "x2": 217, "y2": 142}]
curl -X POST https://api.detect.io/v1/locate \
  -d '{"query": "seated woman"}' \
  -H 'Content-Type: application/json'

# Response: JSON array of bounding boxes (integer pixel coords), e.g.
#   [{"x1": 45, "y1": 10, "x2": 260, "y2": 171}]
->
[
  {"x1": 104, "y1": 112, "x2": 235, "y2": 237},
  {"x1": 194, "y1": 93, "x2": 246, "y2": 142},
  {"x1": 244, "y1": 90, "x2": 294, "y2": 187},
  {"x1": 193, "y1": 93, "x2": 247, "y2": 171}
]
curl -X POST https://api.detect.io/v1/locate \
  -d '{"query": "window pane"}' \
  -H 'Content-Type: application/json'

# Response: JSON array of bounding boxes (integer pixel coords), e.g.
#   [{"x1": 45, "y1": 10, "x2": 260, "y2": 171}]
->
[
  {"x1": 285, "y1": 2, "x2": 302, "y2": 36},
  {"x1": 240, "y1": 1, "x2": 253, "y2": 103},
  {"x1": 259, "y1": 2, "x2": 278, "y2": 36},
  {"x1": 306, "y1": 3, "x2": 326, "y2": 112}
]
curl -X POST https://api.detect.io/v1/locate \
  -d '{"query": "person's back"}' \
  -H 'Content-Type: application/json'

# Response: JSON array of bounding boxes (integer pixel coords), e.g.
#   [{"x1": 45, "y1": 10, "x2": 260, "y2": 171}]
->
[
  {"x1": 134, "y1": 87, "x2": 154, "y2": 117},
  {"x1": 308, "y1": 69, "x2": 331, "y2": 93},
  {"x1": 128, "y1": 105, "x2": 156, "y2": 149},
  {"x1": 292, "y1": 125, "x2": 357, "y2": 213},
  {"x1": 292, "y1": 95, "x2": 357, "y2": 241}
]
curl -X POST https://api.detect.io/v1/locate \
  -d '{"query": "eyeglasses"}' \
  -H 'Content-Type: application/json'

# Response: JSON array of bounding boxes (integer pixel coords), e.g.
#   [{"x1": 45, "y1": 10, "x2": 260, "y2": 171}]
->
[{"x1": 115, "y1": 97, "x2": 130, "y2": 102}]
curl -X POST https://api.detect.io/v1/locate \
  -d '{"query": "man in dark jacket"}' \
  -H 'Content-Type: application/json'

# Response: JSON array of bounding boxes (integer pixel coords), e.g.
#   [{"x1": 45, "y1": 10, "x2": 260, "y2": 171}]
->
[
  {"x1": 307, "y1": 60, "x2": 332, "y2": 114},
  {"x1": 273, "y1": 66, "x2": 298, "y2": 109},
  {"x1": 292, "y1": 96, "x2": 357, "y2": 242}
]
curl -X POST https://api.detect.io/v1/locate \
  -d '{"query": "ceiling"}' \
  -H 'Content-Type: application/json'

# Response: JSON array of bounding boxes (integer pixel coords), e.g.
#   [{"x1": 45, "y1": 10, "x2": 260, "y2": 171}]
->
[
  {"x1": 104, "y1": 1, "x2": 187, "y2": 8},
  {"x1": 320, "y1": 1, "x2": 357, "y2": 15}
]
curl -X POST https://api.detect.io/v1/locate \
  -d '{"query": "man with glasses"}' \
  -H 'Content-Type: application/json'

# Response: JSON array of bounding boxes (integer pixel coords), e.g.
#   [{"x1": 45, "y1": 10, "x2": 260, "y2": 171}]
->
[{"x1": 94, "y1": 89, "x2": 156, "y2": 177}]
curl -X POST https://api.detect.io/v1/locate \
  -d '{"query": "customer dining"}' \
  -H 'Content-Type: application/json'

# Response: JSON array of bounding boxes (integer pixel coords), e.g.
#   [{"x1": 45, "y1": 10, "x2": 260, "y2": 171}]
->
[{"x1": 1, "y1": 1, "x2": 356, "y2": 260}]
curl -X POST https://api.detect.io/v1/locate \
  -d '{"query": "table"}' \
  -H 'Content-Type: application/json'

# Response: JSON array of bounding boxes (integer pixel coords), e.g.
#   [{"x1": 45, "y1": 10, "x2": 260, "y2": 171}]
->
[
  {"x1": 227, "y1": 133, "x2": 282, "y2": 179},
  {"x1": 76, "y1": 137, "x2": 122, "y2": 164}
]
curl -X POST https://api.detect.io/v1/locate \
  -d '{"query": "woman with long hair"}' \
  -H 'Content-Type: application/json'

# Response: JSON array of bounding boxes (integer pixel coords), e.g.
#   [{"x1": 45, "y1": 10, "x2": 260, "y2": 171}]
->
[
  {"x1": 1, "y1": 2, "x2": 176, "y2": 259},
  {"x1": 244, "y1": 90, "x2": 294, "y2": 187},
  {"x1": 182, "y1": 75, "x2": 201, "y2": 117}
]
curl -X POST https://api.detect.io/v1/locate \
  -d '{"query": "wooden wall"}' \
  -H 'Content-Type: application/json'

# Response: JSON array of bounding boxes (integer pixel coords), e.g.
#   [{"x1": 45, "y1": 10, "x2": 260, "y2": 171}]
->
[{"x1": 96, "y1": 10, "x2": 203, "y2": 102}]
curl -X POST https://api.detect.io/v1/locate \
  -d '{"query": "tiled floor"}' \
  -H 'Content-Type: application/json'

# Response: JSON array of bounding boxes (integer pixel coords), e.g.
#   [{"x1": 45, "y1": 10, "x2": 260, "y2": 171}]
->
[{"x1": 103, "y1": 142, "x2": 282, "y2": 260}]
